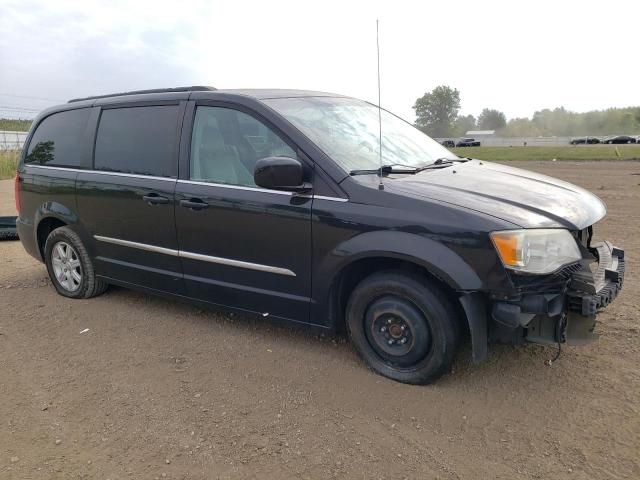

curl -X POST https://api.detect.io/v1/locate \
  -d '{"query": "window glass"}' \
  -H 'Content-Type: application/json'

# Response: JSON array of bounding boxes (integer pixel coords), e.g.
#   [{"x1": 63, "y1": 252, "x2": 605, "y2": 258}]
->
[
  {"x1": 94, "y1": 106, "x2": 178, "y2": 177},
  {"x1": 190, "y1": 106, "x2": 296, "y2": 186},
  {"x1": 25, "y1": 108, "x2": 91, "y2": 167},
  {"x1": 263, "y1": 96, "x2": 458, "y2": 173}
]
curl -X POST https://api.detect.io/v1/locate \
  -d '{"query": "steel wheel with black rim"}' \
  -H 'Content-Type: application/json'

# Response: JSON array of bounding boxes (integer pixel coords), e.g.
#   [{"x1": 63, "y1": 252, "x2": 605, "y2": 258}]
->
[
  {"x1": 44, "y1": 226, "x2": 108, "y2": 299},
  {"x1": 346, "y1": 270, "x2": 460, "y2": 384}
]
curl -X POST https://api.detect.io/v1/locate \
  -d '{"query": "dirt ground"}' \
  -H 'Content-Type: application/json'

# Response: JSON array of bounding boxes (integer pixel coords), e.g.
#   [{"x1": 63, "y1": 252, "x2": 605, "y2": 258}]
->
[{"x1": 1, "y1": 161, "x2": 639, "y2": 480}]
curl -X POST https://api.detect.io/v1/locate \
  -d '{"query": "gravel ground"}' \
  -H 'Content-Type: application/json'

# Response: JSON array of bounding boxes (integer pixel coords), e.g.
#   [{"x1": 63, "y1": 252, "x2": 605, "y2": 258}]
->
[{"x1": 1, "y1": 161, "x2": 639, "y2": 480}]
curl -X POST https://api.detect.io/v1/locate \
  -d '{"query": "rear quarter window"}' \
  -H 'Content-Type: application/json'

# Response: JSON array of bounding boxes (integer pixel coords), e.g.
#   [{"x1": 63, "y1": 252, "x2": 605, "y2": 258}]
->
[
  {"x1": 94, "y1": 106, "x2": 179, "y2": 177},
  {"x1": 25, "y1": 108, "x2": 91, "y2": 167}
]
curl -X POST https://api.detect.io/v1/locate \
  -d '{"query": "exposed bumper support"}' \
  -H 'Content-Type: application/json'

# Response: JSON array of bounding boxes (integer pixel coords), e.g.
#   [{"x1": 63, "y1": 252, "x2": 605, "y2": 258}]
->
[
  {"x1": 567, "y1": 241, "x2": 625, "y2": 316},
  {"x1": 488, "y1": 241, "x2": 625, "y2": 347}
]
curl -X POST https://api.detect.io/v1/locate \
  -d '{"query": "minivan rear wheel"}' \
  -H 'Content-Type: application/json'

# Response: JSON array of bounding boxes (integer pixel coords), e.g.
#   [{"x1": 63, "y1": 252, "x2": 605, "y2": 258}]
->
[
  {"x1": 44, "y1": 226, "x2": 108, "y2": 299},
  {"x1": 346, "y1": 271, "x2": 459, "y2": 384}
]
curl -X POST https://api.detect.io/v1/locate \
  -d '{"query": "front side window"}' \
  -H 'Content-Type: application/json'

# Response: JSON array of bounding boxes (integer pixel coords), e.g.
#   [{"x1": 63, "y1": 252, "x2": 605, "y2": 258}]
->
[
  {"x1": 25, "y1": 108, "x2": 91, "y2": 167},
  {"x1": 190, "y1": 106, "x2": 296, "y2": 187},
  {"x1": 94, "y1": 106, "x2": 179, "y2": 177},
  {"x1": 263, "y1": 96, "x2": 458, "y2": 173}
]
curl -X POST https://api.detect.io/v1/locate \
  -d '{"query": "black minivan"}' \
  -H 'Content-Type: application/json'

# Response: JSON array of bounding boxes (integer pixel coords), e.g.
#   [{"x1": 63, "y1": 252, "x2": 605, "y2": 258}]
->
[{"x1": 16, "y1": 86, "x2": 624, "y2": 384}]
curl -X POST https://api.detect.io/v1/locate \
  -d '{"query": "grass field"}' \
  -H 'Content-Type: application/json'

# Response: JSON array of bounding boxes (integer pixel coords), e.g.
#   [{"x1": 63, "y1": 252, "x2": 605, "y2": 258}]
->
[
  {"x1": 451, "y1": 145, "x2": 640, "y2": 161},
  {"x1": 0, "y1": 150, "x2": 20, "y2": 180}
]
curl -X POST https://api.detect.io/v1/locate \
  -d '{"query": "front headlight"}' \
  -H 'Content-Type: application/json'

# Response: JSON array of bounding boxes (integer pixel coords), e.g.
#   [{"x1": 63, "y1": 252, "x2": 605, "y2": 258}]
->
[{"x1": 490, "y1": 229, "x2": 581, "y2": 274}]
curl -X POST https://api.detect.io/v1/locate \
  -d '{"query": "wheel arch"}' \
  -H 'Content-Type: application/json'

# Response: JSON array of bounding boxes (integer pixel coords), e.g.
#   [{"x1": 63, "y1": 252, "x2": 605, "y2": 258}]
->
[
  {"x1": 36, "y1": 216, "x2": 68, "y2": 260},
  {"x1": 316, "y1": 231, "x2": 484, "y2": 334},
  {"x1": 33, "y1": 200, "x2": 81, "y2": 260},
  {"x1": 328, "y1": 255, "x2": 468, "y2": 332}
]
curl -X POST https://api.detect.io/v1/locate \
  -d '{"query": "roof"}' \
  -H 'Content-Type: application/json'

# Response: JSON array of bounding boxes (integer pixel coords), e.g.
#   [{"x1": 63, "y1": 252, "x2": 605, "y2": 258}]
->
[
  {"x1": 466, "y1": 130, "x2": 496, "y2": 135},
  {"x1": 68, "y1": 86, "x2": 216, "y2": 103},
  {"x1": 68, "y1": 87, "x2": 343, "y2": 103},
  {"x1": 216, "y1": 89, "x2": 344, "y2": 99}
]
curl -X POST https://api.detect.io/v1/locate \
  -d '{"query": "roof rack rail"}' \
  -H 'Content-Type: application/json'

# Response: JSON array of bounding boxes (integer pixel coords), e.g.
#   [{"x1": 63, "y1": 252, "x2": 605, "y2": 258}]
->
[{"x1": 68, "y1": 86, "x2": 217, "y2": 103}]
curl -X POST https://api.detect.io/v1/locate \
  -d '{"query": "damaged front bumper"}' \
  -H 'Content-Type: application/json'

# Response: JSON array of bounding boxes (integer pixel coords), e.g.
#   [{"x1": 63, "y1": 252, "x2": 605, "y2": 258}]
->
[{"x1": 489, "y1": 241, "x2": 625, "y2": 347}]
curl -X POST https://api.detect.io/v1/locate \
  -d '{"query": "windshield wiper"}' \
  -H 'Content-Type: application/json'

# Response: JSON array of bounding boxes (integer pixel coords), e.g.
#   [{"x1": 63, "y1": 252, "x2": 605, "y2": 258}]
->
[
  {"x1": 415, "y1": 157, "x2": 469, "y2": 172},
  {"x1": 350, "y1": 159, "x2": 469, "y2": 176},
  {"x1": 349, "y1": 164, "x2": 419, "y2": 176}
]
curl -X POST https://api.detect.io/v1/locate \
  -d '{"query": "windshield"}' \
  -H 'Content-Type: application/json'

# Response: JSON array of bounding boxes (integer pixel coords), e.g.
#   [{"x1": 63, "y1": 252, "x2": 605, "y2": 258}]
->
[{"x1": 262, "y1": 96, "x2": 458, "y2": 173}]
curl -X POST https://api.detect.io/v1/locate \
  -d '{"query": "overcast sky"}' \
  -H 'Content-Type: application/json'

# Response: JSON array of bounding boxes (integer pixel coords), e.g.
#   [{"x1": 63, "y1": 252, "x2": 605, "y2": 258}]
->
[{"x1": 1, "y1": 0, "x2": 638, "y2": 122}]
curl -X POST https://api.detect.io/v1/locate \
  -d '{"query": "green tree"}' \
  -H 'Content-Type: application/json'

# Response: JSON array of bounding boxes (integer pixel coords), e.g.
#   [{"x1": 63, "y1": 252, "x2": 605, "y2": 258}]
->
[
  {"x1": 453, "y1": 114, "x2": 476, "y2": 136},
  {"x1": 25, "y1": 141, "x2": 54, "y2": 164},
  {"x1": 413, "y1": 86, "x2": 461, "y2": 137},
  {"x1": 503, "y1": 117, "x2": 541, "y2": 137},
  {"x1": 478, "y1": 108, "x2": 507, "y2": 131},
  {"x1": 498, "y1": 106, "x2": 640, "y2": 137}
]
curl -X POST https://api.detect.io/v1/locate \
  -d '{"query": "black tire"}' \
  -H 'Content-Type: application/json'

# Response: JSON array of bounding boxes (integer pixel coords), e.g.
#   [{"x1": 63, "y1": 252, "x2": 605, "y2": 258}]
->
[
  {"x1": 346, "y1": 270, "x2": 460, "y2": 385},
  {"x1": 44, "y1": 226, "x2": 108, "y2": 299}
]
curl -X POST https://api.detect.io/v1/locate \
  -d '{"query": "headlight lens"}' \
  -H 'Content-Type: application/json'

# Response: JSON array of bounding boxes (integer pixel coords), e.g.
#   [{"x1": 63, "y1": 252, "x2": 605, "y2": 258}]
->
[{"x1": 490, "y1": 229, "x2": 581, "y2": 274}]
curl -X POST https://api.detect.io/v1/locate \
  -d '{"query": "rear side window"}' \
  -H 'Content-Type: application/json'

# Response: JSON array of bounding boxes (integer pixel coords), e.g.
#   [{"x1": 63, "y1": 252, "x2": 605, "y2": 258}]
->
[
  {"x1": 94, "y1": 106, "x2": 179, "y2": 177},
  {"x1": 25, "y1": 108, "x2": 91, "y2": 167}
]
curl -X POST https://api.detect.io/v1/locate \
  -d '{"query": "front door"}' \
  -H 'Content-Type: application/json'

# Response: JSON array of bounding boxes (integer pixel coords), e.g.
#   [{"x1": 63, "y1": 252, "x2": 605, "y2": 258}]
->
[{"x1": 175, "y1": 104, "x2": 312, "y2": 322}]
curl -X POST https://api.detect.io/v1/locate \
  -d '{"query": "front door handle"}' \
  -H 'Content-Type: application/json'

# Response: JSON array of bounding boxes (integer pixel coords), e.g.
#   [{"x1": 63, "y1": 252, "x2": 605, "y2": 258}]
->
[
  {"x1": 142, "y1": 194, "x2": 169, "y2": 205},
  {"x1": 180, "y1": 198, "x2": 209, "y2": 210}
]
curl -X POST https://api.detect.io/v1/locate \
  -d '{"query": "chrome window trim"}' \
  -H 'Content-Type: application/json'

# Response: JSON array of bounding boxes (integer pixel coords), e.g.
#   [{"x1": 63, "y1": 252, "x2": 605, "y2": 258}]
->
[
  {"x1": 177, "y1": 180, "x2": 348, "y2": 202},
  {"x1": 24, "y1": 164, "x2": 177, "y2": 182},
  {"x1": 25, "y1": 166, "x2": 348, "y2": 201},
  {"x1": 310, "y1": 195, "x2": 348, "y2": 202},
  {"x1": 93, "y1": 235, "x2": 296, "y2": 277},
  {"x1": 176, "y1": 179, "x2": 293, "y2": 196},
  {"x1": 25, "y1": 164, "x2": 87, "y2": 174}
]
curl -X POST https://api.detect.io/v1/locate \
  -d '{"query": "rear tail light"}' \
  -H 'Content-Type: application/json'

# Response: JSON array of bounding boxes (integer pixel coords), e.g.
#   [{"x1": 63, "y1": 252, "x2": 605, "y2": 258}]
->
[{"x1": 14, "y1": 174, "x2": 21, "y2": 214}]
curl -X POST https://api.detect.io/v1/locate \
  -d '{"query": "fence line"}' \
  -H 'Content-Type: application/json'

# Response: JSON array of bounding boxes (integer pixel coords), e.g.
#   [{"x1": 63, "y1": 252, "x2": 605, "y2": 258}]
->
[
  {"x1": 436, "y1": 136, "x2": 578, "y2": 147},
  {"x1": 0, "y1": 130, "x2": 28, "y2": 150}
]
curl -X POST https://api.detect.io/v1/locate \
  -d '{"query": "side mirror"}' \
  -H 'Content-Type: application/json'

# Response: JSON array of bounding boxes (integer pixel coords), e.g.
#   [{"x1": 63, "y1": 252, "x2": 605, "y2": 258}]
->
[{"x1": 254, "y1": 157, "x2": 311, "y2": 192}]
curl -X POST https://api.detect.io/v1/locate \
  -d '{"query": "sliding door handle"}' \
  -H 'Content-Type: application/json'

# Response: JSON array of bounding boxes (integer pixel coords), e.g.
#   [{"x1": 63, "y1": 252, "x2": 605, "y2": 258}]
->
[
  {"x1": 180, "y1": 198, "x2": 209, "y2": 210},
  {"x1": 142, "y1": 194, "x2": 169, "y2": 205}
]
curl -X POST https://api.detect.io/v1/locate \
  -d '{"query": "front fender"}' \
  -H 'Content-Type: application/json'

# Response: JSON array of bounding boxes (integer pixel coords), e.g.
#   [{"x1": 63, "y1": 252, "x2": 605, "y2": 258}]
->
[
  {"x1": 310, "y1": 230, "x2": 496, "y2": 329},
  {"x1": 323, "y1": 230, "x2": 484, "y2": 291}
]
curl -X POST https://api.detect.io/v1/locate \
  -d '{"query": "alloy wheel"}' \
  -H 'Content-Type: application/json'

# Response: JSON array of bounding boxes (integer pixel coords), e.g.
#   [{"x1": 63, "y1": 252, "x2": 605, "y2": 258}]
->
[{"x1": 51, "y1": 241, "x2": 82, "y2": 292}]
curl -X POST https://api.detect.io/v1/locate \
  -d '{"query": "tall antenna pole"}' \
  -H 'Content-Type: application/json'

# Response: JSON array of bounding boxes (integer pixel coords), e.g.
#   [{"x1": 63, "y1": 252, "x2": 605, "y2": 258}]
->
[{"x1": 376, "y1": 19, "x2": 384, "y2": 190}]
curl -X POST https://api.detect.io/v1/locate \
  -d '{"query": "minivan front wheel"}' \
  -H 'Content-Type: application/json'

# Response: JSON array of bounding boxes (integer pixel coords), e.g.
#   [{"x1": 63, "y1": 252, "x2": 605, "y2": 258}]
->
[
  {"x1": 346, "y1": 271, "x2": 459, "y2": 384},
  {"x1": 44, "y1": 226, "x2": 108, "y2": 299}
]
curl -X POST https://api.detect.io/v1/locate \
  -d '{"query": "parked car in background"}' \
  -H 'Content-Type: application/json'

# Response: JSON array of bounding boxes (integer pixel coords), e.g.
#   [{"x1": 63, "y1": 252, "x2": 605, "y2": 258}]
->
[
  {"x1": 602, "y1": 135, "x2": 636, "y2": 144},
  {"x1": 456, "y1": 138, "x2": 481, "y2": 147},
  {"x1": 440, "y1": 140, "x2": 455, "y2": 148},
  {"x1": 569, "y1": 137, "x2": 600, "y2": 145}
]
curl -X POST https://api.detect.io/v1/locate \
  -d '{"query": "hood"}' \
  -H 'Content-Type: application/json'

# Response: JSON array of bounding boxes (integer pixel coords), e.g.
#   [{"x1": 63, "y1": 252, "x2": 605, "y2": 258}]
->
[{"x1": 382, "y1": 160, "x2": 606, "y2": 229}]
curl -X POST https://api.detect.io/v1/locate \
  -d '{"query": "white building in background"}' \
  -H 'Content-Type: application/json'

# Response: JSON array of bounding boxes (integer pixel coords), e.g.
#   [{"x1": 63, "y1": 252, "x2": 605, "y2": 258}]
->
[{"x1": 465, "y1": 130, "x2": 495, "y2": 137}]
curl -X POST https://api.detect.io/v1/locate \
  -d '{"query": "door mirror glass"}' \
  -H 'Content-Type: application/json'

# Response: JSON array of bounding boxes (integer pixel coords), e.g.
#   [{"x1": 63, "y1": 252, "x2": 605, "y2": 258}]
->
[{"x1": 254, "y1": 157, "x2": 310, "y2": 192}]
